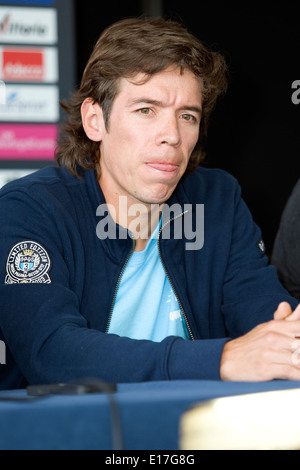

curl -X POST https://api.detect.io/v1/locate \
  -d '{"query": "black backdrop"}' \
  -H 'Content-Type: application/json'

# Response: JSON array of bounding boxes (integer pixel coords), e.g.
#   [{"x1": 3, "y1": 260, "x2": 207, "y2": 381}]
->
[{"x1": 74, "y1": 0, "x2": 300, "y2": 255}]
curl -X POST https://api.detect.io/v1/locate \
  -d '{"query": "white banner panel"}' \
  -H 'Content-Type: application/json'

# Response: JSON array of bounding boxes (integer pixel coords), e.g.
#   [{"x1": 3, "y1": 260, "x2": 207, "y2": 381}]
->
[
  {"x1": 0, "y1": 168, "x2": 37, "y2": 188},
  {"x1": 0, "y1": 6, "x2": 57, "y2": 44},
  {"x1": 0, "y1": 84, "x2": 59, "y2": 122},
  {"x1": 0, "y1": 46, "x2": 58, "y2": 83}
]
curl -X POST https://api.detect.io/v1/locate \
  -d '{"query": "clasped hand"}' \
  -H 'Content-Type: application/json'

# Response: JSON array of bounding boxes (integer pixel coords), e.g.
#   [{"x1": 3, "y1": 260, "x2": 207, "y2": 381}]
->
[{"x1": 220, "y1": 302, "x2": 300, "y2": 381}]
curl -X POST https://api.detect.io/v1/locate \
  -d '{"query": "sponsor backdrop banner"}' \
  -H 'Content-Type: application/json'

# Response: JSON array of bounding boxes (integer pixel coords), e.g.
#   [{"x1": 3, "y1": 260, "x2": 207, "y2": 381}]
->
[
  {"x1": 0, "y1": 6, "x2": 57, "y2": 44},
  {"x1": 1, "y1": 1, "x2": 55, "y2": 4},
  {"x1": 0, "y1": 46, "x2": 58, "y2": 82},
  {"x1": 0, "y1": 0, "x2": 75, "y2": 186},
  {"x1": 0, "y1": 84, "x2": 59, "y2": 122},
  {"x1": 0, "y1": 123, "x2": 58, "y2": 159}
]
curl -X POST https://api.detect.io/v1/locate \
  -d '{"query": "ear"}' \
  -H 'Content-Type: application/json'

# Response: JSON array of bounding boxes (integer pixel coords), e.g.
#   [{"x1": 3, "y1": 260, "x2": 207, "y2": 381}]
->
[{"x1": 81, "y1": 98, "x2": 104, "y2": 142}]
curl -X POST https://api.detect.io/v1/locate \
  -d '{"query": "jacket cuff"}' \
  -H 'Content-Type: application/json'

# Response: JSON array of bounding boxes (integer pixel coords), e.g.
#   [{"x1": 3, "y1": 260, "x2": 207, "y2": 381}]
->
[{"x1": 167, "y1": 337, "x2": 230, "y2": 380}]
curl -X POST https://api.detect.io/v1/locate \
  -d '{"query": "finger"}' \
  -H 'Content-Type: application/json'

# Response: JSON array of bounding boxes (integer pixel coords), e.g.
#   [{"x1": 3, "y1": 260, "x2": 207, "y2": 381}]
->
[
  {"x1": 273, "y1": 302, "x2": 293, "y2": 320},
  {"x1": 267, "y1": 362, "x2": 300, "y2": 381},
  {"x1": 271, "y1": 345, "x2": 300, "y2": 379},
  {"x1": 261, "y1": 347, "x2": 300, "y2": 380},
  {"x1": 284, "y1": 302, "x2": 300, "y2": 322},
  {"x1": 270, "y1": 319, "x2": 300, "y2": 340}
]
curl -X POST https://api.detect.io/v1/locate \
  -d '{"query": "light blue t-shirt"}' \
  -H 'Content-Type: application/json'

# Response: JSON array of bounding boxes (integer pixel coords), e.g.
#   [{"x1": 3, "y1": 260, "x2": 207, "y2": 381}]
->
[{"x1": 107, "y1": 222, "x2": 189, "y2": 342}]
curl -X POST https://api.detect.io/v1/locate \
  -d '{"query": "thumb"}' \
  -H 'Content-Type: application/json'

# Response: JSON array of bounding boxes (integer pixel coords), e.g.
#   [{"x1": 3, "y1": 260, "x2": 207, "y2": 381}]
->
[
  {"x1": 273, "y1": 301, "x2": 293, "y2": 320},
  {"x1": 284, "y1": 302, "x2": 300, "y2": 321}
]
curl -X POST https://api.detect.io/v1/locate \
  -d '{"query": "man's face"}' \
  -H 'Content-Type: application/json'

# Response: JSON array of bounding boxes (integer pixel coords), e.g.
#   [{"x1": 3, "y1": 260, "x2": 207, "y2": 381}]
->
[{"x1": 98, "y1": 66, "x2": 203, "y2": 207}]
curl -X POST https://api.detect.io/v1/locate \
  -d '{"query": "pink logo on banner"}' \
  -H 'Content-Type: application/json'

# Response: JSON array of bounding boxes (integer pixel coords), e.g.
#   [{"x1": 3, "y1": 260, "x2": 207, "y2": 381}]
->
[{"x1": 0, "y1": 124, "x2": 58, "y2": 160}]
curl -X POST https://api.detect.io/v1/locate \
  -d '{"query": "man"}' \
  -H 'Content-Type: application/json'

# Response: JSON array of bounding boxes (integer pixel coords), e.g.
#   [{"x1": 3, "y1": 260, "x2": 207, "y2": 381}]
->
[
  {"x1": 272, "y1": 180, "x2": 300, "y2": 302},
  {"x1": 0, "y1": 17, "x2": 299, "y2": 390}
]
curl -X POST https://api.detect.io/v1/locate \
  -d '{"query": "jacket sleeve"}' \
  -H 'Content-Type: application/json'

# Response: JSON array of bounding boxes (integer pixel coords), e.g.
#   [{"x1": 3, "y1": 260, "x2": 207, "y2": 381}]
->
[
  {"x1": 0, "y1": 186, "x2": 227, "y2": 387},
  {"x1": 271, "y1": 180, "x2": 300, "y2": 302},
  {"x1": 221, "y1": 180, "x2": 299, "y2": 337}
]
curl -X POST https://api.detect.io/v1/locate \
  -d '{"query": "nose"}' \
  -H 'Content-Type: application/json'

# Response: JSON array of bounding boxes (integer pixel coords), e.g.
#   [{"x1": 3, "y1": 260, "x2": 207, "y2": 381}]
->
[{"x1": 156, "y1": 114, "x2": 181, "y2": 147}]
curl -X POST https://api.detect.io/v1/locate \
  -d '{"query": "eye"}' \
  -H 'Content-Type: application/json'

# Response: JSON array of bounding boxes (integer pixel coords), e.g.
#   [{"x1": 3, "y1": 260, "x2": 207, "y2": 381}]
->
[
  {"x1": 181, "y1": 113, "x2": 197, "y2": 123},
  {"x1": 138, "y1": 107, "x2": 152, "y2": 115}
]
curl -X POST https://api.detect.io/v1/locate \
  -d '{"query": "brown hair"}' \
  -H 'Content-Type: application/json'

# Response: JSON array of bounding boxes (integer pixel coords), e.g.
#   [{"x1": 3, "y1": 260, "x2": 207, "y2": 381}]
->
[{"x1": 55, "y1": 16, "x2": 228, "y2": 177}]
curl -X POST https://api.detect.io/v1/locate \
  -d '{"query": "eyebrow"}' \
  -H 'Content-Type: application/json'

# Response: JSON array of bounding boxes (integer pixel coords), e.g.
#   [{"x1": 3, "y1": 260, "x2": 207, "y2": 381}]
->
[{"x1": 127, "y1": 98, "x2": 202, "y2": 116}]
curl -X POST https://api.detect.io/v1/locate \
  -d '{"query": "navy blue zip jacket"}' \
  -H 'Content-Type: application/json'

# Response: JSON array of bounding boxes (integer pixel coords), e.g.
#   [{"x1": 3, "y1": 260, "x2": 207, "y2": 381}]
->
[{"x1": 0, "y1": 165, "x2": 297, "y2": 390}]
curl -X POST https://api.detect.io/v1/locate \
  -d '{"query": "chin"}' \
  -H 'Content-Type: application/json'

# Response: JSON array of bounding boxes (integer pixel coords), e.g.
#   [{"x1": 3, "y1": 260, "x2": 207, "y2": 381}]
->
[{"x1": 141, "y1": 190, "x2": 174, "y2": 205}]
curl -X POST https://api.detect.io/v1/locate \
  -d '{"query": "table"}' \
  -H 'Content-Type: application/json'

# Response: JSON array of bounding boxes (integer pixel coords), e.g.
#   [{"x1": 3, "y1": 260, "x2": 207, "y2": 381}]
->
[{"x1": 0, "y1": 379, "x2": 300, "y2": 450}]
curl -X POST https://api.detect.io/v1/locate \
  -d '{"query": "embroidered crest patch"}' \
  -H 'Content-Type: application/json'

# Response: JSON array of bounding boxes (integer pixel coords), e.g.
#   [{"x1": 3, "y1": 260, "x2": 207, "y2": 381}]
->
[{"x1": 5, "y1": 241, "x2": 51, "y2": 284}]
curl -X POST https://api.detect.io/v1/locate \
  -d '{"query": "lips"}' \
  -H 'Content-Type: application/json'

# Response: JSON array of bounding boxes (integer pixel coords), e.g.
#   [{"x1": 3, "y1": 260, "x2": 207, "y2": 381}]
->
[{"x1": 146, "y1": 162, "x2": 179, "y2": 173}]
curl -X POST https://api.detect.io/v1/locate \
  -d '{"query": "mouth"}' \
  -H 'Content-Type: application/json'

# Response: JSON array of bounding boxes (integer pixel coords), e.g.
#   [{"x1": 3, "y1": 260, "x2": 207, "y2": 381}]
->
[{"x1": 145, "y1": 162, "x2": 180, "y2": 176}]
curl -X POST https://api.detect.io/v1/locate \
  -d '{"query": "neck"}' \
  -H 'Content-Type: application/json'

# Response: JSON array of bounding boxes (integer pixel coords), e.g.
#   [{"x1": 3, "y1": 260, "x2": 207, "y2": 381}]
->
[
  {"x1": 130, "y1": 204, "x2": 162, "y2": 251},
  {"x1": 99, "y1": 186, "x2": 163, "y2": 251},
  {"x1": 122, "y1": 200, "x2": 163, "y2": 252}
]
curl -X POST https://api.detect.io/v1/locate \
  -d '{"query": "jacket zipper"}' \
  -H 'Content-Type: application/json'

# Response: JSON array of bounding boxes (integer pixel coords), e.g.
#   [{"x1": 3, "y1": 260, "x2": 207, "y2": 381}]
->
[
  {"x1": 157, "y1": 211, "x2": 195, "y2": 341},
  {"x1": 105, "y1": 239, "x2": 136, "y2": 333}
]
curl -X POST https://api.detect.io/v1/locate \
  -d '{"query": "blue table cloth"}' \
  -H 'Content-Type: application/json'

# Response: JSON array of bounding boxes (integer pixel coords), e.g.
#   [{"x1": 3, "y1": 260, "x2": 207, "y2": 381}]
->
[{"x1": 0, "y1": 379, "x2": 300, "y2": 450}]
